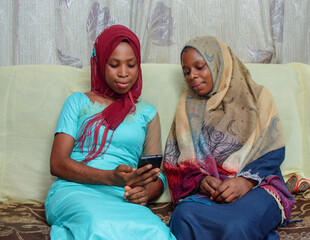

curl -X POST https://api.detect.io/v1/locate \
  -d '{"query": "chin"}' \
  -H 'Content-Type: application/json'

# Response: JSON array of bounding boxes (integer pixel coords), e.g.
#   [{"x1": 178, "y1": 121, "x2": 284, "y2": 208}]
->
[
  {"x1": 116, "y1": 89, "x2": 130, "y2": 95},
  {"x1": 195, "y1": 88, "x2": 212, "y2": 97},
  {"x1": 194, "y1": 90, "x2": 206, "y2": 96}
]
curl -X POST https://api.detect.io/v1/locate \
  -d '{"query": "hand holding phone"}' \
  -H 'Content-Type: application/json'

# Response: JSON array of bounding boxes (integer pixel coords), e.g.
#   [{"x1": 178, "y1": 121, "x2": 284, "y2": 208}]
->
[{"x1": 138, "y1": 154, "x2": 163, "y2": 169}]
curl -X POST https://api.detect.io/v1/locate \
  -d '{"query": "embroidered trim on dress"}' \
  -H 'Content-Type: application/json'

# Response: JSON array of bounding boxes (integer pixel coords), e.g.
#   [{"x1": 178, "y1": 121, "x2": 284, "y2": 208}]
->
[
  {"x1": 238, "y1": 170, "x2": 262, "y2": 185},
  {"x1": 263, "y1": 188, "x2": 285, "y2": 224}
]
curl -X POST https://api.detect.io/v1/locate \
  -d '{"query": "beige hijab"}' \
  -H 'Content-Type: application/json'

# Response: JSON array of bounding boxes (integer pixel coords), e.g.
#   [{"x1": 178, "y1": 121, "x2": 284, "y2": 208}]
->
[
  {"x1": 166, "y1": 36, "x2": 284, "y2": 172},
  {"x1": 164, "y1": 37, "x2": 294, "y2": 223}
]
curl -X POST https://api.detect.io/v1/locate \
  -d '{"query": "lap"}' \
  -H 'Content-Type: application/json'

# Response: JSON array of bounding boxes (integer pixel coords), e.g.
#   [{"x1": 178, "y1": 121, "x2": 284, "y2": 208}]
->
[
  {"x1": 170, "y1": 187, "x2": 282, "y2": 240},
  {"x1": 45, "y1": 184, "x2": 175, "y2": 240}
]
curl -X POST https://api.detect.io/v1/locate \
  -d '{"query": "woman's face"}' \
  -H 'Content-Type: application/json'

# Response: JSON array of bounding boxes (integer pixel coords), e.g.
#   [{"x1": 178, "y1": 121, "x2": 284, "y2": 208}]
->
[
  {"x1": 181, "y1": 47, "x2": 213, "y2": 96},
  {"x1": 105, "y1": 42, "x2": 139, "y2": 95}
]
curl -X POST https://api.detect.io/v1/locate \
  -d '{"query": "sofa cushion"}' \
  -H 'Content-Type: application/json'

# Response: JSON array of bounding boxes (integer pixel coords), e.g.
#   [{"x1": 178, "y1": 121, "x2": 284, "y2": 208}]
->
[
  {"x1": 0, "y1": 63, "x2": 309, "y2": 204},
  {"x1": 0, "y1": 65, "x2": 87, "y2": 204},
  {"x1": 246, "y1": 63, "x2": 310, "y2": 180}
]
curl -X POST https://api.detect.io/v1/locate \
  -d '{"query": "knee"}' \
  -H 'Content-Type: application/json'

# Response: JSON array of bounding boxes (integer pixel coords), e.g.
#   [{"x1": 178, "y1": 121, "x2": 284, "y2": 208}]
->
[
  {"x1": 170, "y1": 203, "x2": 194, "y2": 226},
  {"x1": 222, "y1": 216, "x2": 253, "y2": 239},
  {"x1": 169, "y1": 203, "x2": 197, "y2": 238},
  {"x1": 169, "y1": 205, "x2": 187, "y2": 229}
]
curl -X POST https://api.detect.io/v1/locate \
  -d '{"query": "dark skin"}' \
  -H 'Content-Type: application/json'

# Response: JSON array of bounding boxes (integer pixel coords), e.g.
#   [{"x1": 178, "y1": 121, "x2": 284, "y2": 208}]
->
[
  {"x1": 50, "y1": 132, "x2": 160, "y2": 187},
  {"x1": 50, "y1": 127, "x2": 163, "y2": 205},
  {"x1": 181, "y1": 47, "x2": 257, "y2": 203},
  {"x1": 199, "y1": 175, "x2": 256, "y2": 203},
  {"x1": 50, "y1": 42, "x2": 163, "y2": 206}
]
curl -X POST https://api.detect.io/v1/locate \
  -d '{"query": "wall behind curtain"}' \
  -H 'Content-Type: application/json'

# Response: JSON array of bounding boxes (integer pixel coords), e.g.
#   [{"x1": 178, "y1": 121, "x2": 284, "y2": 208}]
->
[{"x1": 0, "y1": 0, "x2": 309, "y2": 67}]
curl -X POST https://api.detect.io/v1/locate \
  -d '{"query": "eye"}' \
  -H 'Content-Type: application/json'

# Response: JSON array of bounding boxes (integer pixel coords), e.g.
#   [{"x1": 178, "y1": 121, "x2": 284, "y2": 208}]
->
[
  {"x1": 197, "y1": 64, "x2": 206, "y2": 70},
  {"x1": 128, "y1": 63, "x2": 136, "y2": 68},
  {"x1": 182, "y1": 67, "x2": 190, "y2": 76},
  {"x1": 108, "y1": 63, "x2": 118, "y2": 68},
  {"x1": 183, "y1": 71, "x2": 190, "y2": 76}
]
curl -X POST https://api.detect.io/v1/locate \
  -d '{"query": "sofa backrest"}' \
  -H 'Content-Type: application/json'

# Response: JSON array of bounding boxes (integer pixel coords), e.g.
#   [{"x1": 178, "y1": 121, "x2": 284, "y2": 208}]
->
[{"x1": 0, "y1": 63, "x2": 309, "y2": 204}]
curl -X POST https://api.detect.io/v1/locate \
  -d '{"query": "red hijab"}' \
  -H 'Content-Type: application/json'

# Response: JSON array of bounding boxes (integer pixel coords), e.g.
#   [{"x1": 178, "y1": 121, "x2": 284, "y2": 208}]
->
[{"x1": 77, "y1": 25, "x2": 142, "y2": 163}]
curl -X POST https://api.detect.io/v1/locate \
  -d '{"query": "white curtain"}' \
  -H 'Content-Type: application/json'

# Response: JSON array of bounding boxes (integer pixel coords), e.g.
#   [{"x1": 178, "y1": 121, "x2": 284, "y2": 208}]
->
[{"x1": 1, "y1": 0, "x2": 309, "y2": 67}]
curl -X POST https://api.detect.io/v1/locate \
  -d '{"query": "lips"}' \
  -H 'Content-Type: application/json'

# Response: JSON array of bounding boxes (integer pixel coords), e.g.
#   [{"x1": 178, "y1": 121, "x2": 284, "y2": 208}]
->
[
  {"x1": 192, "y1": 82, "x2": 204, "y2": 91},
  {"x1": 116, "y1": 81, "x2": 130, "y2": 89}
]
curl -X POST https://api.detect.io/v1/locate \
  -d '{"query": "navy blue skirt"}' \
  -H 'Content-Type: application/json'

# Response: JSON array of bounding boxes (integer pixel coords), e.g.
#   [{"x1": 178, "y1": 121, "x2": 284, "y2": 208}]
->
[{"x1": 169, "y1": 188, "x2": 282, "y2": 240}]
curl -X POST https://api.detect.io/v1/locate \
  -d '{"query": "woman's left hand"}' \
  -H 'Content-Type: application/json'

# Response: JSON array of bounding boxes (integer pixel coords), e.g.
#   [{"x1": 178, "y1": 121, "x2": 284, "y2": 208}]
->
[
  {"x1": 211, "y1": 177, "x2": 256, "y2": 203},
  {"x1": 123, "y1": 176, "x2": 164, "y2": 205},
  {"x1": 124, "y1": 186, "x2": 148, "y2": 205}
]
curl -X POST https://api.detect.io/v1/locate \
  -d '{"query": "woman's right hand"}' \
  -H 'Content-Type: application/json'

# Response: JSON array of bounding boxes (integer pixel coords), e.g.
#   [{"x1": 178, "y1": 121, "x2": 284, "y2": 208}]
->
[
  {"x1": 112, "y1": 164, "x2": 160, "y2": 187},
  {"x1": 50, "y1": 133, "x2": 159, "y2": 187},
  {"x1": 199, "y1": 176, "x2": 222, "y2": 199}
]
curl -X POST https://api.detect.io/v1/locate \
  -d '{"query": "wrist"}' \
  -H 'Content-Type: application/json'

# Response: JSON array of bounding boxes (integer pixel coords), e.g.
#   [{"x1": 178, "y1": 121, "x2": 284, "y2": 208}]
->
[
  {"x1": 239, "y1": 176, "x2": 256, "y2": 189},
  {"x1": 102, "y1": 170, "x2": 115, "y2": 186},
  {"x1": 145, "y1": 178, "x2": 163, "y2": 202}
]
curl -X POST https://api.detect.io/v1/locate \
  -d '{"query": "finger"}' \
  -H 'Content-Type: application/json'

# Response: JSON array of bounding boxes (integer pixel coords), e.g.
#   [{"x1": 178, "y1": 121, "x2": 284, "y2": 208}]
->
[
  {"x1": 135, "y1": 164, "x2": 153, "y2": 175},
  {"x1": 129, "y1": 168, "x2": 160, "y2": 187},
  {"x1": 123, "y1": 186, "x2": 132, "y2": 200},
  {"x1": 212, "y1": 183, "x2": 229, "y2": 201},
  {"x1": 202, "y1": 178, "x2": 221, "y2": 200},
  {"x1": 124, "y1": 186, "x2": 143, "y2": 197},
  {"x1": 128, "y1": 196, "x2": 148, "y2": 205},
  {"x1": 223, "y1": 194, "x2": 238, "y2": 203},
  {"x1": 200, "y1": 181, "x2": 214, "y2": 197},
  {"x1": 126, "y1": 189, "x2": 145, "y2": 200},
  {"x1": 214, "y1": 191, "x2": 227, "y2": 203},
  {"x1": 217, "y1": 179, "x2": 232, "y2": 194},
  {"x1": 124, "y1": 188, "x2": 148, "y2": 205},
  {"x1": 208, "y1": 178, "x2": 221, "y2": 190},
  {"x1": 210, "y1": 190, "x2": 220, "y2": 201},
  {"x1": 131, "y1": 173, "x2": 160, "y2": 187}
]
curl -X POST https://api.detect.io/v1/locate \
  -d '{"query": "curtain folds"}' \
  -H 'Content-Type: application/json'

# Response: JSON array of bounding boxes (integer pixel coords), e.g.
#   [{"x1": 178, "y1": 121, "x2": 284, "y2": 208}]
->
[{"x1": 0, "y1": 0, "x2": 309, "y2": 67}]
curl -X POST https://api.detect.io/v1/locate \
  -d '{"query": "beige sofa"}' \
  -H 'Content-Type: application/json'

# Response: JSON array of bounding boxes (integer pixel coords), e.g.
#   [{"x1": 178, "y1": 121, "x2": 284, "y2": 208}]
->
[{"x1": 0, "y1": 63, "x2": 309, "y2": 239}]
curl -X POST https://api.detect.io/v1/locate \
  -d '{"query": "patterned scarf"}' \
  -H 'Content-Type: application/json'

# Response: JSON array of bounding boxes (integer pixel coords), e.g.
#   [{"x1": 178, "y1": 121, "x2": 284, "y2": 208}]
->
[
  {"x1": 76, "y1": 25, "x2": 142, "y2": 163},
  {"x1": 164, "y1": 36, "x2": 294, "y2": 223}
]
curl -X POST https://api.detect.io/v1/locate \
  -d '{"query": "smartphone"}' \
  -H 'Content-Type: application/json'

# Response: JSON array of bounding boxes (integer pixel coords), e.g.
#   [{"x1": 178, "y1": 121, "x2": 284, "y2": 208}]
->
[{"x1": 138, "y1": 154, "x2": 163, "y2": 169}]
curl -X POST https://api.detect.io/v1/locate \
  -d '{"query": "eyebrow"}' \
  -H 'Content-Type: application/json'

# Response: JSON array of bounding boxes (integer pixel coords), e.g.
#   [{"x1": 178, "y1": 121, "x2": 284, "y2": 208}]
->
[
  {"x1": 183, "y1": 59, "x2": 206, "y2": 67},
  {"x1": 182, "y1": 60, "x2": 205, "y2": 67},
  {"x1": 109, "y1": 57, "x2": 136, "y2": 62},
  {"x1": 194, "y1": 60, "x2": 205, "y2": 64}
]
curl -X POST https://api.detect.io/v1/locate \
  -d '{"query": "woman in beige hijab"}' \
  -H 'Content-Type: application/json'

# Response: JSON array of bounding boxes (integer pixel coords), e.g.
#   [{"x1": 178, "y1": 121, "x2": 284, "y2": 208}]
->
[{"x1": 164, "y1": 36, "x2": 294, "y2": 240}]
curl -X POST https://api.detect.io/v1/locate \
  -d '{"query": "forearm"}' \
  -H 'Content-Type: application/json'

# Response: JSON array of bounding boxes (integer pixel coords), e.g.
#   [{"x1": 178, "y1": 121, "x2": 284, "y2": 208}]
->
[
  {"x1": 50, "y1": 133, "x2": 120, "y2": 186},
  {"x1": 145, "y1": 177, "x2": 164, "y2": 202},
  {"x1": 50, "y1": 156, "x2": 115, "y2": 186}
]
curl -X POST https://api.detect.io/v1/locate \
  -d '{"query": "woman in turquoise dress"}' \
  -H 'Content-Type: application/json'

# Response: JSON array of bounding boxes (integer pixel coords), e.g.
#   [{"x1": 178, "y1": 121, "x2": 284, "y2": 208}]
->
[{"x1": 45, "y1": 25, "x2": 176, "y2": 240}]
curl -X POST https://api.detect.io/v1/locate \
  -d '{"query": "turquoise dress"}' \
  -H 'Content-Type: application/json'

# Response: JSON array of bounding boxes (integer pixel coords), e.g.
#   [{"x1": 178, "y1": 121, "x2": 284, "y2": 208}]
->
[{"x1": 45, "y1": 92, "x2": 176, "y2": 240}]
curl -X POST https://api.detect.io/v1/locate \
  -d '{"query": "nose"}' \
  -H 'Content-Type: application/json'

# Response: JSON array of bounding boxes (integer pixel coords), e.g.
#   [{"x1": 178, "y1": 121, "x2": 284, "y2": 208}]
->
[
  {"x1": 188, "y1": 69, "x2": 198, "y2": 81},
  {"x1": 118, "y1": 65, "x2": 129, "y2": 77}
]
